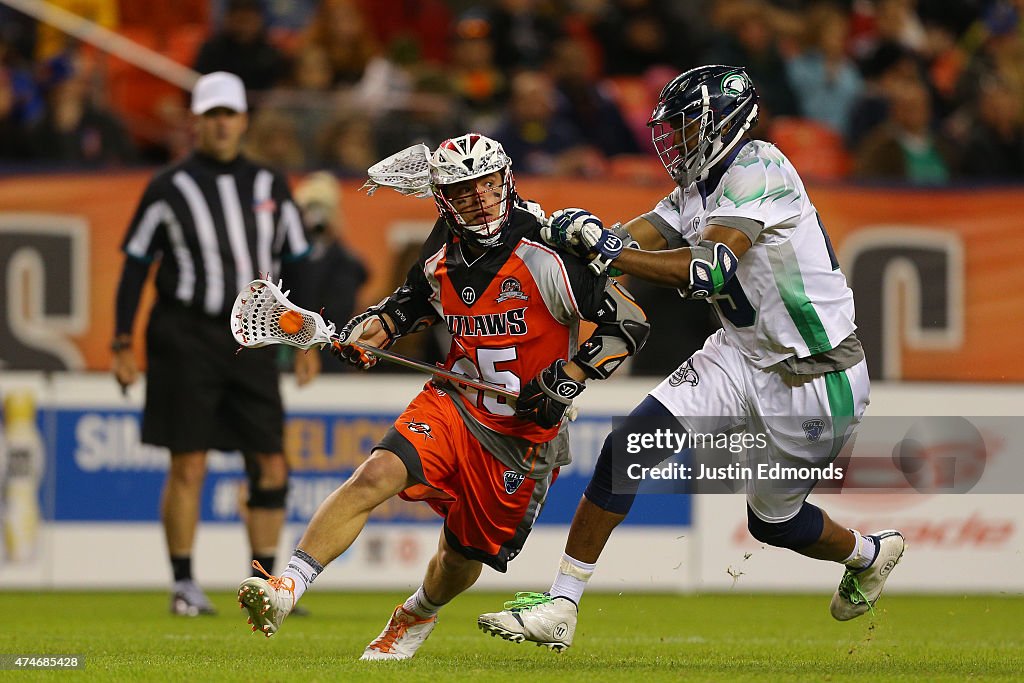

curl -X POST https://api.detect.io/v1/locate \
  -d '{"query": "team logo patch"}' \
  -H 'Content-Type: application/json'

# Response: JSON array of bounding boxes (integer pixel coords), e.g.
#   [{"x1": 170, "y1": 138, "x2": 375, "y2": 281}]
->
[
  {"x1": 503, "y1": 470, "x2": 526, "y2": 494},
  {"x1": 721, "y1": 72, "x2": 751, "y2": 95},
  {"x1": 253, "y1": 198, "x2": 277, "y2": 213},
  {"x1": 668, "y1": 359, "x2": 699, "y2": 387},
  {"x1": 802, "y1": 419, "x2": 825, "y2": 443},
  {"x1": 461, "y1": 287, "x2": 476, "y2": 304},
  {"x1": 404, "y1": 420, "x2": 434, "y2": 440},
  {"x1": 496, "y1": 277, "x2": 529, "y2": 303}
]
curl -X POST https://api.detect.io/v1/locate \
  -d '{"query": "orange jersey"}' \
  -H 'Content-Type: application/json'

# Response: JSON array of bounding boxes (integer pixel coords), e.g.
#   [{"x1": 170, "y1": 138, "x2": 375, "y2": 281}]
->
[{"x1": 408, "y1": 202, "x2": 605, "y2": 443}]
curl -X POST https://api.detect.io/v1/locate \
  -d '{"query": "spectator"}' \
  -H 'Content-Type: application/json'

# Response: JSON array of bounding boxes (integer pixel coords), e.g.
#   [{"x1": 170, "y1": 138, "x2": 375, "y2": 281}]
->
[
  {"x1": 490, "y1": 70, "x2": 602, "y2": 177},
  {"x1": 193, "y1": 0, "x2": 287, "y2": 92},
  {"x1": 29, "y1": 59, "x2": 136, "y2": 165},
  {"x1": 705, "y1": 0, "x2": 799, "y2": 118},
  {"x1": 847, "y1": 41, "x2": 923, "y2": 146},
  {"x1": 292, "y1": 171, "x2": 368, "y2": 373},
  {"x1": 786, "y1": 3, "x2": 864, "y2": 137},
  {"x1": 959, "y1": 77, "x2": 1024, "y2": 179},
  {"x1": 316, "y1": 112, "x2": 378, "y2": 176},
  {"x1": 258, "y1": 43, "x2": 337, "y2": 163},
  {"x1": 448, "y1": 14, "x2": 507, "y2": 133},
  {"x1": 372, "y1": 70, "x2": 465, "y2": 155},
  {"x1": 0, "y1": 68, "x2": 29, "y2": 160},
  {"x1": 302, "y1": 0, "x2": 380, "y2": 86},
  {"x1": 358, "y1": 0, "x2": 453, "y2": 64},
  {"x1": 243, "y1": 108, "x2": 305, "y2": 171},
  {"x1": 547, "y1": 37, "x2": 642, "y2": 157},
  {"x1": 854, "y1": 80, "x2": 956, "y2": 184},
  {"x1": 486, "y1": 0, "x2": 564, "y2": 71},
  {"x1": 595, "y1": 0, "x2": 694, "y2": 76}
]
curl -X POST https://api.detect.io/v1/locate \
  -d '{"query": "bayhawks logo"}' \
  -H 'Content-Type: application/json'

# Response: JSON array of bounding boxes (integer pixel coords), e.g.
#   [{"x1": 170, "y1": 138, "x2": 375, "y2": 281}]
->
[
  {"x1": 461, "y1": 287, "x2": 476, "y2": 304},
  {"x1": 802, "y1": 419, "x2": 825, "y2": 443},
  {"x1": 503, "y1": 470, "x2": 526, "y2": 494},
  {"x1": 496, "y1": 277, "x2": 529, "y2": 303},
  {"x1": 404, "y1": 420, "x2": 434, "y2": 440},
  {"x1": 721, "y1": 72, "x2": 750, "y2": 95},
  {"x1": 669, "y1": 359, "x2": 699, "y2": 387}
]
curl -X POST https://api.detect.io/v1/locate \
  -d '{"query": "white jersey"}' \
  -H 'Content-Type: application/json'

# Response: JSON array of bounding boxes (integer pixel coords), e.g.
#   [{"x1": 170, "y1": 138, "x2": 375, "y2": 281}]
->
[{"x1": 644, "y1": 140, "x2": 856, "y2": 368}]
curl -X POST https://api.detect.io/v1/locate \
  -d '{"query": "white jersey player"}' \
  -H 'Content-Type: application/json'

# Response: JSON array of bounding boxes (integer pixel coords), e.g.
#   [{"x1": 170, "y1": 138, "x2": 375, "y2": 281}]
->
[{"x1": 478, "y1": 65, "x2": 906, "y2": 651}]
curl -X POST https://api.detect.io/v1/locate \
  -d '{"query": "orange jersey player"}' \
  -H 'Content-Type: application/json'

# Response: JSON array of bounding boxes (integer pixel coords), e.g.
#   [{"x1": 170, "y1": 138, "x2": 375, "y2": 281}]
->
[{"x1": 236, "y1": 133, "x2": 650, "y2": 661}]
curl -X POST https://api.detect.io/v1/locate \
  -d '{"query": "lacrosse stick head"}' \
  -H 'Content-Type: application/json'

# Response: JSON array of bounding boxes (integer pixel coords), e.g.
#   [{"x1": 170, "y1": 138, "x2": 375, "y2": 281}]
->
[
  {"x1": 231, "y1": 279, "x2": 336, "y2": 349},
  {"x1": 361, "y1": 143, "x2": 433, "y2": 198}
]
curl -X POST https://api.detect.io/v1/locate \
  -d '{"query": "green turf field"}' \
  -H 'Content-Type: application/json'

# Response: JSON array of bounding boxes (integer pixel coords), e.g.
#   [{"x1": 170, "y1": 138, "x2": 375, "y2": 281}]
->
[{"x1": 6, "y1": 592, "x2": 1022, "y2": 681}]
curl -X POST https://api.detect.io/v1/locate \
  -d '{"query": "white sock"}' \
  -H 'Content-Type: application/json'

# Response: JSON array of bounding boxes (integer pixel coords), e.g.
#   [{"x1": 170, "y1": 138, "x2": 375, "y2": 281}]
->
[
  {"x1": 842, "y1": 529, "x2": 878, "y2": 570},
  {"x1": 549, "y1": 554, "x2": 597, "y2": 604},
  {"x1": 403, "y1": 585, "x2": 443, "y2": 618},
  {"x1": 281, "y1": 549, "x2": 322, "y2": 603}
]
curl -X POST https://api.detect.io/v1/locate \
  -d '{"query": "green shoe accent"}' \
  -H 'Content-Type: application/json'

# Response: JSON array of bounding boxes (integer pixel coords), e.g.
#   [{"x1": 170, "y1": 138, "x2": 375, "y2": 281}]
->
[
  {"x1": 503, "y1": 592, "x2": 552, "y2": 612},
  {"x1": 837, "y1": 571, "x2": 876, "y2": 617}
]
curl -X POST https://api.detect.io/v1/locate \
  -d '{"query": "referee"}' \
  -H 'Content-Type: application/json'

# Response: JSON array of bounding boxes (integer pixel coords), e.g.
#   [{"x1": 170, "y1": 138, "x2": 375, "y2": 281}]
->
[{"x1": 111, "y1": 71, "x2": 320, "y2": 616}]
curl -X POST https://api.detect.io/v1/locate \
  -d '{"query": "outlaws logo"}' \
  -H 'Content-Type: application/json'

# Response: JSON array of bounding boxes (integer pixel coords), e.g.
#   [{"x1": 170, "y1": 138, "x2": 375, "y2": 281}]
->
[
  {"x1": 496, "y1": 277, "x2": 529, "y2": 303},
  {"x1": 445, "y1": 307, "x2": 527, "y2": 337},
  {"x1": 668, "y1": 359, "x2": 700, "y2": 387},
  {"x1": 404, "y1": 420, "x2": 434, "y2": 440}
]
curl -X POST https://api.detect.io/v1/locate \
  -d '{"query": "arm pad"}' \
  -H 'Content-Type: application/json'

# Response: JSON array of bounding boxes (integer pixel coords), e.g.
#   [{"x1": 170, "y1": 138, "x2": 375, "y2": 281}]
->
[
  {"x1": 374, "y1": 284, "x2": 438, "y2": 339},
  {"x1": 572, "y1": 279, "x2": 651, "y2": 380}
]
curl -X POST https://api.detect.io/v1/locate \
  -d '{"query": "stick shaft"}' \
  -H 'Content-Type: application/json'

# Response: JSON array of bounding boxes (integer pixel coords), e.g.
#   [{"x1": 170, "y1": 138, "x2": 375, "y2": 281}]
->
[{"x1": 351, "y1": 342, "x2": 519, "y2": 401}]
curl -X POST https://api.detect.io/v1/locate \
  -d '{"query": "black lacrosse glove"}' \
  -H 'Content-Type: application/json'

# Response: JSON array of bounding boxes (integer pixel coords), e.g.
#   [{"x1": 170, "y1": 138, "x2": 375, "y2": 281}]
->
[{"x1": 515, "y1": 360, "x2": 586, "y2": 429}]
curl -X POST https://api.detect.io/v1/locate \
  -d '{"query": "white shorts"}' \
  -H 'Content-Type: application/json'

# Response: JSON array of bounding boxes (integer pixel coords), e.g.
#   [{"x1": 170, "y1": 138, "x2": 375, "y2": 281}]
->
[{"x1": 649, "y1": 329, "x2": 870, "y2": 523}]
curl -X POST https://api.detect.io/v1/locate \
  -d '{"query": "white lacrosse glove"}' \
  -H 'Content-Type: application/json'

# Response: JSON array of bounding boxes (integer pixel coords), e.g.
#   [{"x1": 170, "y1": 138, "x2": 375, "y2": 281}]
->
[{"x1": 542, "y1": 208, "x2": 631, "y2": 276}]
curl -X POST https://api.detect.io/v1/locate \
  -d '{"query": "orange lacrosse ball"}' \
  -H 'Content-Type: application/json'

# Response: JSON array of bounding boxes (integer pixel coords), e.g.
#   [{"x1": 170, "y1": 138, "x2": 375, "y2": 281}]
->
[{"x1": 279, "y1": 310, "x2": 304, "y2": 334}]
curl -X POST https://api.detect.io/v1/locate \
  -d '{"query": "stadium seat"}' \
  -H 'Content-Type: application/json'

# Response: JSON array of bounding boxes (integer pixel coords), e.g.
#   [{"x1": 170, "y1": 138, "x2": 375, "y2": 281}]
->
[{"x1": 769, "y1": 117, "x2": 852, "y2": 181}]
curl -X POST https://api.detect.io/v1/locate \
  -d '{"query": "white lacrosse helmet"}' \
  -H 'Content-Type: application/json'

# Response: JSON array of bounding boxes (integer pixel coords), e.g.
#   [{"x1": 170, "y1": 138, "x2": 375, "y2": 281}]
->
[{"x1": 430, "y1": 133, "x2": 516, "y2": 248}]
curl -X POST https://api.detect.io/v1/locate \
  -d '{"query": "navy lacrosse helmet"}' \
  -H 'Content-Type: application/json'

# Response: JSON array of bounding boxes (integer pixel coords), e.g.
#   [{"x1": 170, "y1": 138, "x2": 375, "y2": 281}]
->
[{"x1": 648, "y1": 65, "x2": 759, "y2": 186}]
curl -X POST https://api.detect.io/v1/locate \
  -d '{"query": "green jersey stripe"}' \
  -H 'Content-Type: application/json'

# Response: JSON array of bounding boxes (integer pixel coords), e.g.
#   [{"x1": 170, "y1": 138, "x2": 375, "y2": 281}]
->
[
  {"x1": 768, "y1": 241, "x2": 833, "y2": 353},
  {"x1": 825, "y1": 370, "x2": 855, "y2": 461}
]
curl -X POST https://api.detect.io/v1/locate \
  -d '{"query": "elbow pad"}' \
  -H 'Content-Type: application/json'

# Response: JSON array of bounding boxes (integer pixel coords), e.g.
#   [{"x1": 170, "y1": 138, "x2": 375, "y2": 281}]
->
[
  {"x1": 341, "y1": 285, "x2": 436, "y2": 348},
  {"x1": 376, "y1": 284, "x2": 437, "y2": 338},
  {"x1": 688, "y1": 240, "x2": 738, "y2": 298},
  {"x1": 573, "y1": 280, "x2": 651, "y2": 380}
]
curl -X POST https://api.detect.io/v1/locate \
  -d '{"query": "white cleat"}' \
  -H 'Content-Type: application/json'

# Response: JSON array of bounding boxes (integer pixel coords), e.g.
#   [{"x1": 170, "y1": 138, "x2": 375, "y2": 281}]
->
[
  {"x1": 478, "y1": 592, "x2": 576, "y2": 652},
  {"x1": 831, "y1": 530, "x2": 906, "y2": 621},
  {"x1": 360, "y1": 605, "x2": 437, "y2": 661},
  {"x1": 237, "y1": 561, "x2": 296, "y2": 638}
]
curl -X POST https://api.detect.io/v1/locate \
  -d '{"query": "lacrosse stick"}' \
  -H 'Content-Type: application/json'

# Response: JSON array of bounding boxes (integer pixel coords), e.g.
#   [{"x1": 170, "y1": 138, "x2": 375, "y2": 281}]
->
[
  {"x1": 231, "y1": 279, "x2": 519, "y2": 402},
  {"x1": 360, "y1": 143, "x2": 433, "y2": 198}
]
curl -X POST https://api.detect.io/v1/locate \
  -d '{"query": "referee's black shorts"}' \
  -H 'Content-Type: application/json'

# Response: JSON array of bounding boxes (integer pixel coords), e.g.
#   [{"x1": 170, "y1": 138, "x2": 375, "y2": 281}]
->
[{"x1": 142, "y1": 302, "x2": 284, "y2": 454}]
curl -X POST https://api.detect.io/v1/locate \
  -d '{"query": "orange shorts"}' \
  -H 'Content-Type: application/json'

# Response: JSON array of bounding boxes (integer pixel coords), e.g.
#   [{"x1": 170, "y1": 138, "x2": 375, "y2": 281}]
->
[{"x1": 375, "y1": 384, "x2": 558, "y2": 572}]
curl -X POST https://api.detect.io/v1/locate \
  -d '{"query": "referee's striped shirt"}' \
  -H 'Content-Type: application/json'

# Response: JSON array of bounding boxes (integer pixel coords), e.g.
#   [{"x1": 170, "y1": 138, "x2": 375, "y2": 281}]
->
[{"x1": 121, "y1": 152, "x2": 309, "y2": 317}]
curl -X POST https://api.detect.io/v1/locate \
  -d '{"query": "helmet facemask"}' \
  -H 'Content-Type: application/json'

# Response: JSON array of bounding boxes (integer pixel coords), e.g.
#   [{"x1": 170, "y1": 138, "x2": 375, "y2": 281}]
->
[
  {"x1": 649, "y1": 68, "x2": 760, "y2": 187},
  {"x1": 430, "y1": 134, "x2": 516, "y2": 249}
]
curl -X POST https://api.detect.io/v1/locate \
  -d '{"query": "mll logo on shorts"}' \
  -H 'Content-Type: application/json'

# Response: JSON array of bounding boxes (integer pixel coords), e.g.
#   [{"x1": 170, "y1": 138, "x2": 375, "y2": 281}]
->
[
  {"x1": 503, "y1": 470, "x2": 526, "y2": 494},
  {"x1": 802, "y1": 419, "x2": 825, "y2": 442}
]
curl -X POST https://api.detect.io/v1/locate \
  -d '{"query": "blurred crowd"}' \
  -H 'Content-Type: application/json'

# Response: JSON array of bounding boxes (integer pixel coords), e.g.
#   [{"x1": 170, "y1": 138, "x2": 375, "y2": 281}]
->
[{"x1": 2, "y1": 0, "x2": 1024, "y2": 185}]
